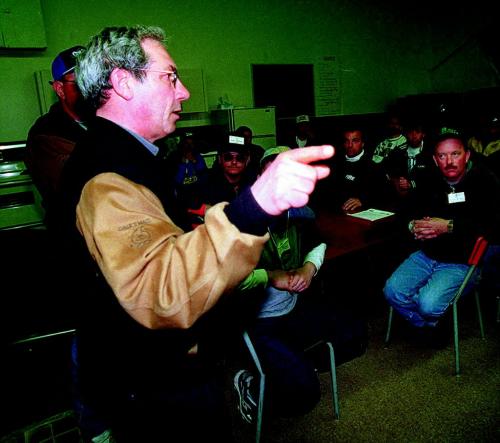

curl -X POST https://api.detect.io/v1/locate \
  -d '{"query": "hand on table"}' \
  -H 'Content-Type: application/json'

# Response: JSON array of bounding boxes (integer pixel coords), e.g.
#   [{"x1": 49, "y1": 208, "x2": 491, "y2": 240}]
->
[{"x1": 342, "y1": 197, "x2": 362, "y2": 213}]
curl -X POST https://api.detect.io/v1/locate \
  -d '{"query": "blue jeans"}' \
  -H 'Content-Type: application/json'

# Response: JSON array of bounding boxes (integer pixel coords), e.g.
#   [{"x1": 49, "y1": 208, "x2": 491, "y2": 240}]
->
[{"x1": 384, "y1": 250, "x2": 471, "y2": 328}]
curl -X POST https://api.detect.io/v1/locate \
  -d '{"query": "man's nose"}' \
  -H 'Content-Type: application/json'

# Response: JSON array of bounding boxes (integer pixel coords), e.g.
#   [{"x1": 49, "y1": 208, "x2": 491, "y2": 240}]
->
[{"x1": 177, "y1": 80, "x2": 190, "y2": 101}]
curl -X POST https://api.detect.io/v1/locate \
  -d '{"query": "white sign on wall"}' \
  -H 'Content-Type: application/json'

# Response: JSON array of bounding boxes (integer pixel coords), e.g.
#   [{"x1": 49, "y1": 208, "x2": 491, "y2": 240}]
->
[{"x1": 314, "y1": 55, "x2": 342, "y2": 116}]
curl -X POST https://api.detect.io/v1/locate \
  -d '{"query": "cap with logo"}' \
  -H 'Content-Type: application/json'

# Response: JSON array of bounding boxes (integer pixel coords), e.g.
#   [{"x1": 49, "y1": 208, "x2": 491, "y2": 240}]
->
[
  {"x1": 51, "y1": 45, "x2": 85, "y2": 82},
  {"x1": 435, "y1": 126, "x2": 466, "y2": 146},
  {"x1": 218, "y1": 135, "x2": 250, "y2": 155},
  {"x1": 296, "y1": 115, "x2": 310, "y2": 124}
]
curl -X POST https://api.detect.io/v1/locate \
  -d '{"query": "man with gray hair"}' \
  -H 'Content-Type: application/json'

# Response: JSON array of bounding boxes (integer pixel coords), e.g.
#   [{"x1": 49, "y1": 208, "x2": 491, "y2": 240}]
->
[{"x1": 57, "y1": 25, "x2": 333, "y2": 441}]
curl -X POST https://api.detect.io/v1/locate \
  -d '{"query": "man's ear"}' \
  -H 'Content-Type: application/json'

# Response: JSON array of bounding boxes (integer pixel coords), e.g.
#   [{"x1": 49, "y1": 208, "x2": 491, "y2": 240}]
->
[
  {"x1": 52, "y1": 81, "x2": 65, "y2": 100},
  {"x1": 109, "y1": 68, "x2": 134, "y2": 100}
]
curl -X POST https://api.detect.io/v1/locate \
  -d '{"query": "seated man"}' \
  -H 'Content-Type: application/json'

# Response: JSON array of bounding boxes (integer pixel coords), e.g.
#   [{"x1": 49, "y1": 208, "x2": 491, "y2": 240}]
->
[
  {"x1": 165, "y1": 132, "x2": 209, "y2": 229},
  {"x1": 384, "y1": 129, "x2": 500, "y2": 346},
  {"x1": 372, "y1": 113, "x2": 407, "y2": 164},
  {"x1": 203, "y1": 135, "x2": 255, "y2": 204},
  {"x1": 284, "y1": 114, "x2": 320, "y2": 149},
  {"x1": 315, "y1": 127, "x2": 388, "y2": 213},
  {"x1": 467, "y1": 113, "x2": 500, "y2": 157},
  {"x1": 382, "y1": 120, "x2": 435, "y2": 210},
  {"x1": 233, "y1": 146, "x2": 367, "y2": 423},
  {"x1": 235, "y1": 125, "x2": 265, "y2": 182}
]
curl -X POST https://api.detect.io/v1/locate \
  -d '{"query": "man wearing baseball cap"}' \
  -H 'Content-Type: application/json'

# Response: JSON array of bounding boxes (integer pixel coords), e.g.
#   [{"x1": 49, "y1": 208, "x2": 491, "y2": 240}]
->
[
  {"x1": 26, "y1": 45, "x2": 90, "y2": 226},
  {"x1": 203, "y1": 135, "x2": 254, "y2": 204}
]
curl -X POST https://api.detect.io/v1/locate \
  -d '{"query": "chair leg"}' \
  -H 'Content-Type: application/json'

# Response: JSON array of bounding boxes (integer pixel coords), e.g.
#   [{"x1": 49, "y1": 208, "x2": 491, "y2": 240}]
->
[
  {"x1": 384, "y1": 306, "x2": 393, "y2": 345},
  {"x1": 255, "y1": 374, "x2": 265, "y2": 443},
  {"x1": 453, "y1": 302, "x2": 460, "y2": 377},
  {"x1": 326, "y1": 342, "x2": 340, "y2": 419},
  {"x1": 474, "y1": 289, "x2": 485, "y2": 339},
  {"x1": 242, "y1": 331, "x2": 265, "y2": 443}
]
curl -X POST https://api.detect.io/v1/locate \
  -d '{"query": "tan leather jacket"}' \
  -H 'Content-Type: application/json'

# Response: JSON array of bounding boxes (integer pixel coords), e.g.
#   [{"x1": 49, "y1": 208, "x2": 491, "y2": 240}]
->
[{"x1": 76, "y1": 172, "x2": 268, "y2": 330}]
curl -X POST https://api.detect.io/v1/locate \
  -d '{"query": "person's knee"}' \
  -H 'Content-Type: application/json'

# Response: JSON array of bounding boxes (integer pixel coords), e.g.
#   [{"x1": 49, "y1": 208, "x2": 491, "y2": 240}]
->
[
  {"x1": 417, "y1": 296, "x2": 445, "y2": 320},
  {"x1": 383, "y1": 277, "x2": 395, "y2": 301},
  {"x1": 384, "y1": 275, "x2": 404, "y2": 305}
]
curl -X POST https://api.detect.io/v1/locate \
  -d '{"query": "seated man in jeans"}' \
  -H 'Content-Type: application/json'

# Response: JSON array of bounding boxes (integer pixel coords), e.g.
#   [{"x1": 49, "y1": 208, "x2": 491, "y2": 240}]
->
[
  {"x1": 384, "y1": 129, "x2": 500, "y2": 346},
  {"x1": 234, "y1": 146, "x2": 367, "y2": 423}
]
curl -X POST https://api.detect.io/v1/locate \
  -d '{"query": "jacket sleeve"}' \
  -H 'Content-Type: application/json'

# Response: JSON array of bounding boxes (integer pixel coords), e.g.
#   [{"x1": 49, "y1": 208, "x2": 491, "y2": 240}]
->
[
  {"x1": 75, "y1": 172, "x2": 269, "y2": 330},
  {"x1": 25, "y1": 134, "x2": 75, "y2": 195}
]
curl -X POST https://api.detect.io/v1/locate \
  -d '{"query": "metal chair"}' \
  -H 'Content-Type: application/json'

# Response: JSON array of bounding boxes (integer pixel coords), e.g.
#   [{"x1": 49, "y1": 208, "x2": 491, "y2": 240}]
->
[
  {"x1": 384, "y1": 236, "x2": 489, "y2": 377},
  {"x1": 242, "y1": 331, "x2": 339, "y2": 443}
]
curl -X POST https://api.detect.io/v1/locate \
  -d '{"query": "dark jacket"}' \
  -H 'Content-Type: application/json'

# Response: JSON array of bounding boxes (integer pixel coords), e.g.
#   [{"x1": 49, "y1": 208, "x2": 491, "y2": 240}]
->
[
  {"x1": 57, "y1": 117, "x2": 271, "y2": 412},
  {"x1": 322, "y1": 151, "x2": 390, "y2": 211},
  {"x1": 383, "y1": 144, "x2": 435, "y2": 189},
  {"x1": 25, "y1": 102, "x2": 87, "y2": 218},
  {"x1": 406, "y1": 160, "x2": 500, "y2": 263}
]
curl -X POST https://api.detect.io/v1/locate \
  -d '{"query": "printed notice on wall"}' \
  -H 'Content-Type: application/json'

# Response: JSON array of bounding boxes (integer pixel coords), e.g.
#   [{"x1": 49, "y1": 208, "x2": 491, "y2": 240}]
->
[{"x1": 314, "y1": 56, "x2": 341, "y2": 116}]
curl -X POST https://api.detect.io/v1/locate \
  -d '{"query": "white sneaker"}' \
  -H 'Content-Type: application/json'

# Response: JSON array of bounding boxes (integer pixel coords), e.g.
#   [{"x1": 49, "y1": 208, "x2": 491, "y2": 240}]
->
[{"x1": 233, "y1": 369, "x2": 257, "y2": 424}]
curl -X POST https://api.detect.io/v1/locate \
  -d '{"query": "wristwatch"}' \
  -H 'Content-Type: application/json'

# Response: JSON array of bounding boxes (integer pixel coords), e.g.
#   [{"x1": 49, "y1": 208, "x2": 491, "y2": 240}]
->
[{"x1": 447, "y1": 219, "x2": 454, "y2": 233}]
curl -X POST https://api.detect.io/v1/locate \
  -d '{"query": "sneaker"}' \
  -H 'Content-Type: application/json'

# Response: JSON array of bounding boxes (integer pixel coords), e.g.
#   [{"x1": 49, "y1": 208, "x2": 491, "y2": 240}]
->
[{"x1": 233, "y1": 369, "x2": 257, "y2": 424}]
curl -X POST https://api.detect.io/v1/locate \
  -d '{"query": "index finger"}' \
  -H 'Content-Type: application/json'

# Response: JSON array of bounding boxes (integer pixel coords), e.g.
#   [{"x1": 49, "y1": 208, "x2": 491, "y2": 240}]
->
[{"x1": 280, "y1": 145, "x2": 334, "y2": 164}]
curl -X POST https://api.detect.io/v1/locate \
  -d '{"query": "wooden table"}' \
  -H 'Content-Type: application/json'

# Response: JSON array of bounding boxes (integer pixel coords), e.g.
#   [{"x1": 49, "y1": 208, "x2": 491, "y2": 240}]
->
[{"x1": 315, "y1": 209, "x2": 400, "y2": 260}]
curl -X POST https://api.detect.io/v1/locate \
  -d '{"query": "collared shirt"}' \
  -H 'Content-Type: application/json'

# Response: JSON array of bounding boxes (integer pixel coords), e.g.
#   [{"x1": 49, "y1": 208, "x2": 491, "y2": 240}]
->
[{"x1": 122, "y1": 126, "x2": 160, "y2": 156}]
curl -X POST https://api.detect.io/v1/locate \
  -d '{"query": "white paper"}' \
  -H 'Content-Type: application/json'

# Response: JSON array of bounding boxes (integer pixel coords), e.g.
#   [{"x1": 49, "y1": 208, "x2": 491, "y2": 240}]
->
[{"x1": 347, "y1": 208, "x2": 395, "y2": 221}]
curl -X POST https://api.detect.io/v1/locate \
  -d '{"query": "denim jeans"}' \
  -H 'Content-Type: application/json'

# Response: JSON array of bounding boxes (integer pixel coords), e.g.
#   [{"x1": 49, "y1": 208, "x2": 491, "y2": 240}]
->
[{"x1": 384, "y1": 250, "x2": 471, "y2": 328}]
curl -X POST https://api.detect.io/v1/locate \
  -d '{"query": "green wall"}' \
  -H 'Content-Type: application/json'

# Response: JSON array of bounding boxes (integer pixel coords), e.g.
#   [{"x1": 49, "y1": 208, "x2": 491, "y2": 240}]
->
[{"x1": 0, "y1": 0, "x2": 496, "y2": 142}]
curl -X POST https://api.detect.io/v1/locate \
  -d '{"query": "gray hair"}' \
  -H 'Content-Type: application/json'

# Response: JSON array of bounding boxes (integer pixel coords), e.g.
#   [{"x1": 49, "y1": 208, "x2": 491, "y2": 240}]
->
[{"x1": 75, "y1": 25, "x2": 167, "y2": 109}]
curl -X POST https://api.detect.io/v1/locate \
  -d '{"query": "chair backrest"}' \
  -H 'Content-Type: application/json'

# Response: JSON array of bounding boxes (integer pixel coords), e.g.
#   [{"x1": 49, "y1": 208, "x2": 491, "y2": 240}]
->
[
  {"x1": 468, "y1": 237, "x2": 489, "y2": 266},
  {"x1": 449, "y1": 236, "x2": 489, "y2": 306}
]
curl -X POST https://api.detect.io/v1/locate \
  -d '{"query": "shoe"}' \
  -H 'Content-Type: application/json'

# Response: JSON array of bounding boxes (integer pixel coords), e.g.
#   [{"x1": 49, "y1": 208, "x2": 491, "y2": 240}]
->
[
  {"x1": 233, "y1": 369, "x2": 257, "y2": 424},
  {"x1": 91, "y1": 429, "x2": 115, "y2": 443}
]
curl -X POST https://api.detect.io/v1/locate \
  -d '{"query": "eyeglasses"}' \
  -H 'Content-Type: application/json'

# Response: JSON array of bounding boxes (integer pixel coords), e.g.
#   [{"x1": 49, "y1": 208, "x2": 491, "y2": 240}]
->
[
  {"x1": 139, "y1": 68, "x2": 179, "y2": 87},
  {"x1": 222, "y1": 152, "x2": 247, "y2": 163}
]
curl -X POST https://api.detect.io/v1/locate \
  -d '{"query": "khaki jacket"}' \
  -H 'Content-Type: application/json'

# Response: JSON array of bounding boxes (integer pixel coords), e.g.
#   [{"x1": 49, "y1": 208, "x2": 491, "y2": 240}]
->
[{"x1": 76, "y1": 172, "x2": 268, "y2": 330}]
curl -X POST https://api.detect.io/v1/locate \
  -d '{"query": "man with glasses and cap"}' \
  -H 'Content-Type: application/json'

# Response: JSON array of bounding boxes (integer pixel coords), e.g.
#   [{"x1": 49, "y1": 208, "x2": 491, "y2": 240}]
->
[{"x1": 25, "y1": 45, "x2": 91, "y2": 225}]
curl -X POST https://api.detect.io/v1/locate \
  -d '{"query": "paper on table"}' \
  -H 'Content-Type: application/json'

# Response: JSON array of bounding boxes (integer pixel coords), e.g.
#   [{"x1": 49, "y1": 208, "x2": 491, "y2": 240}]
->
[{"x1": 347, "y1": 208, "x2": 395, "y2": 221}]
